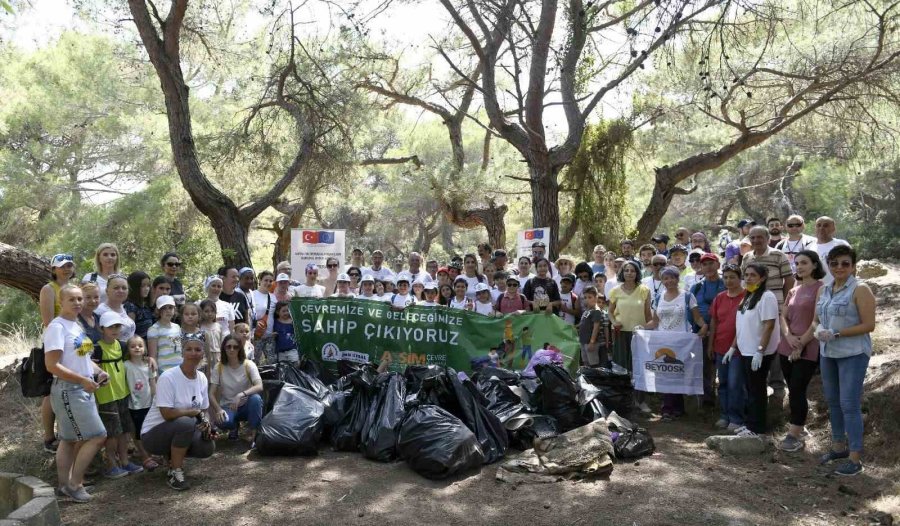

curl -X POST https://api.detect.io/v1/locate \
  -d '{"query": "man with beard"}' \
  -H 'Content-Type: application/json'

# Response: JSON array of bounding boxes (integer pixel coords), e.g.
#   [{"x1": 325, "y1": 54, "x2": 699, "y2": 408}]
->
[
  {"x1": 218, "y1": 266, "x2": 251, "y2": 328},
  {"x1": 767, "y1": 217, "x2": 784, "y2": 248}
]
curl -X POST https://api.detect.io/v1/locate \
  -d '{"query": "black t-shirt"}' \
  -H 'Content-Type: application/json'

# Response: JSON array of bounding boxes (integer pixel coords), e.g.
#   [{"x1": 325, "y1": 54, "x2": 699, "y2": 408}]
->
[
  {"x1": 523, "y1": 276, "x2": 561, "y2": 314},
  {"x1": 220, "y1": 289, "x2": 252, "y2": 328}
]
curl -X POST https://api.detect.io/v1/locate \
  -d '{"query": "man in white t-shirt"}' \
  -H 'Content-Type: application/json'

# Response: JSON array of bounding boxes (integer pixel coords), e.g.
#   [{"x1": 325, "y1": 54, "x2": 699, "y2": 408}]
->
[
  {"x1": 363, "y1": 250, "x2": 394, "y2": 281},
  {"x1": 407, "y1": 252, "x2": 432, "y2": 284},
  {"x1": 530, "y1": 241, "x2": 559, "y2": 278},
  {"x1": 775, "y1": 214, "x2": 816, "y2": 272},
  {"x1": 811, "y1": 216, "x2": 850, "y2": 285},
  {"x1": 291, "y1": 263, "x2": 326, "y2": 298}
]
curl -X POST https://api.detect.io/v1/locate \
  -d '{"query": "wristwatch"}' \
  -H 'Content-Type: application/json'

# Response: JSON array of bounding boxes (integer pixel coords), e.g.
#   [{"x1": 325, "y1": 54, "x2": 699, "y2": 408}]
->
[
  {"x1": 834, "y1": 332, "x2": 841, "y2": 339},
  {"x1": 757, "y1": 345, "x2": 764, "y2": 352}
]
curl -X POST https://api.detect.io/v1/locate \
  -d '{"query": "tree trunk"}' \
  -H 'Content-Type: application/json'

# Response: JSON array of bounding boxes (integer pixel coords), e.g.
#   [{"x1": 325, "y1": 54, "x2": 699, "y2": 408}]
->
[
  {"x1": 0, "y1": 243, "x2": 51, "y2": 301},
  {"x1": 528, "y1": 163, "x2": 560, "y2": 259}
]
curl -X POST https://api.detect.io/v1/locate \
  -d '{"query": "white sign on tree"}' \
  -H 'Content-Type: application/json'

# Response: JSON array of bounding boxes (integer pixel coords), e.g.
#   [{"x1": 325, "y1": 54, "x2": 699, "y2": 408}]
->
[{"x1": 290, "y1": 229, "x2": 346, "y2": 281}]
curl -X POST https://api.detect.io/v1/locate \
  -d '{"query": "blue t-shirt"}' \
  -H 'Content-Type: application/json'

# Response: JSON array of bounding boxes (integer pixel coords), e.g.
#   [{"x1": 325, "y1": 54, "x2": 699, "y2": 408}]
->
[
  {"x1": 590, "y1": 263, "x2": 605, "y2": 275},
  {"x1": 124, "y1": 301, "x2": 155, "y2": 340},
  {"x1": 273, "y1": 319, "x2": 296, "y2": 352},
  {"x1": 691, "y1": 278, "x2": 726, "y2": 325}
]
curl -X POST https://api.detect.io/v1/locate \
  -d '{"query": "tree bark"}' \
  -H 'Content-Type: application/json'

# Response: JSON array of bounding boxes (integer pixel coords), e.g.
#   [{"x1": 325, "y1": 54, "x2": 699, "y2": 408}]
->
[
  {"x1": 0, "y1": 243, "x2": 51, "y2": 301},
  {"x1": 528, "y1": 162, "x2": 560, "y2": 257}
]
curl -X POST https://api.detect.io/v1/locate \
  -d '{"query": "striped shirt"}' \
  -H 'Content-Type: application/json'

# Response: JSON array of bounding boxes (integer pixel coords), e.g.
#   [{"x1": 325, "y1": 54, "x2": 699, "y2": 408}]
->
[{"x1": 740, "y1": 247, "x2": 793, "y2": 305}]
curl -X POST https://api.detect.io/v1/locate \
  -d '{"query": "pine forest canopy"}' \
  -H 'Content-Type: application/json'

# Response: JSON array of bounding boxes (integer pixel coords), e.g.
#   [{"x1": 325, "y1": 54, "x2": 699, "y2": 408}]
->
[{"x1": 0, "y1": 0, "x2": 898, "y2": 325}]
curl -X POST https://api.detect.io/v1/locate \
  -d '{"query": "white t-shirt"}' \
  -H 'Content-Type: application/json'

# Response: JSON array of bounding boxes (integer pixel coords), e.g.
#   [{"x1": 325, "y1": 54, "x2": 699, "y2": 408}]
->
[
  {"x1": 363, "y1": 266, "x2": 394, "y2": 281},
  {"x1": 604, "y1": 279, "x2": 618, "y2": 299},
  {"x1": 490, "y1": 288, "x2": 504, "y2": 304},
  {"x1": 124, "y1": 359, "x2": 156, "y2": 410},
  {"x1": 459, "y1": 274, "x2": 485, "y2": 300},
  {"x1": 419, "y1": 300, "x2": 440, "y2": 307},
  {"x1": 210, "y1": 360, "x2": 261, "y2": 408},
  {"x1": 95, "y1": 303, "x2": 137, "y2": 340},
  {"x1": 81, "y1": 273, "x2": 109, "y2": 303},
  {"x1": 654, "y1": 291, "x2": 697, "y2": 332},
  {"x1": 373, "y1": 294, "x2": 392, "y2": 303},
  {"x1": 812, "y1": 238, "x2": 850, "y2": 284},
  {"x1": 642, "y1": 276, "x2": 663, "y2": 300},
  {"x1": 558, "y1": 291, "x2": 577, "y2": 325},
  {"x1": 251, "y1": 290, "x2": 277, "y2": 336},
  {"x1": 408, "y1": 270, "x2": 432, "y2": 284},
  {"x1": 43, "y1": 317, "x2": 94, "y2": 378},
  {"x1": 777, "y1": 234, "x2": 816, "y2": 272},
  {"x1": 291, "y1": 283, "x2": 325, "y2": 298},
  {"x1": 141, "y1": 366, "x2": 209, "y2": 435},
  {"x1": 148, "y1": 322, "x2": 182, "y2": 373},
  {"x1": 391, "y1": 293, "x2": 416, "y2": 308},
  {"x1": 516, "y1": 273, "x2": 534, "y2": 289},
  {"x1": 201, "y1": 299, "x2": 234, "y2": 337},
  {"x1": 735, "y1": 290, "x2": 781, "y2": 358},
  {"x1": 473, "y1": 300, "x2": 495, "y2": 316},
  {"x1": 449, "y1": 297, "x2": 470, "y2": 310}
]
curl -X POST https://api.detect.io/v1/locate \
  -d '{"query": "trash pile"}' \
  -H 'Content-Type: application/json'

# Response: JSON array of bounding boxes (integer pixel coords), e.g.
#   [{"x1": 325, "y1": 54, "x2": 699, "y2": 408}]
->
[{"x1": 255, "y1": 358, "x2": 654, "y2": 481}]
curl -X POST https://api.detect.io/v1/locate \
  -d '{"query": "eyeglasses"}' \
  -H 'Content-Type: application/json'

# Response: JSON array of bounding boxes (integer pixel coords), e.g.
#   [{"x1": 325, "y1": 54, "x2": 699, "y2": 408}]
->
[
  {"x1": 652, "y1": 262, "x2": 665, "y2": 267},
  {"x1": 166, "y1": 261, "x2": 182, "y2": 267},
  {"x1": 224, "y1": 344, "x2": 240, "y2": 350},
  {"x1": 327, "y1": 264, "x2": 339, "y2": 269},
  {"x1": 786, "y1": 223, "x2": 803, "y2": 228},
  {"x1": 507, "y1": 282, "x2": 519, "y2": 287},
  {"x1": 828, "y1": 260, "x2": 852, "y2": 269},
  {"x1": 349, "y1": 273, "x2": 360, "y2": 278}
]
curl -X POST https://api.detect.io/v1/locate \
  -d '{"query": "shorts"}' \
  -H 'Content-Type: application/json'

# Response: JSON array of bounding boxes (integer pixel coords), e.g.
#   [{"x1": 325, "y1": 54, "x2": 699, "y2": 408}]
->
[
  {"x1": 276, "y1": 349, "x2": 299, "y2": 363},
  {"x1": 580, "y1": 343, "x2": 608, "y2": 367},
  {"x1": 130, "y1": 408, "x2": 150, "y2": 440},
  {"x1": 97, "y1": 397, "x2": 134, "y2": 436},
  {"x1": 50, "y1": 379, "x2": 106, "y2": 442}
]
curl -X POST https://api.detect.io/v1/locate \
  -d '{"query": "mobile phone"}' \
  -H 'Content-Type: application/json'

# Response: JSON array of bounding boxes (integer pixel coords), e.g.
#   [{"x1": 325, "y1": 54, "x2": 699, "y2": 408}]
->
[{"x1": 93, "y1": 374, "x2": 109, "y2": 386}]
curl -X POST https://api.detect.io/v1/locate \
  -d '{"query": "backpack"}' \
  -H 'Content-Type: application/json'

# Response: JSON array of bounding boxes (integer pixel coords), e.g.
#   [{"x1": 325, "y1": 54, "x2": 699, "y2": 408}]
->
[
  {"x1": 651, "y1": 291, "x2": 695, "y2": 332},
  {"x1": 88, "y1": 272, "x2": 99, "y2": 283},
  {"x1": 92, "y1": 341, "x2": 126, "y2": 372},
  {"x1": 20, "y1": 347, "x2": 53, "y2": 398},
  {"x1": 497, "y1": 293, "x2": 527, "y2": 312},
  {"x1": 254, "y1": 293, "x2": 272, "y2": 340}
]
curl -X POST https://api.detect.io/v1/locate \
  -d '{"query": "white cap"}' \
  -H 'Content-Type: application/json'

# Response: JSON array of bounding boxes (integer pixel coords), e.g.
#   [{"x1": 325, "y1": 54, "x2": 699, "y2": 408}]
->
[
  {"x1": 412, "y1": 278, "x2": 426, "y2": 286},
  {"x1": 337, "y1": 272, "x2": 350, "y2": 282},
  {"x1": 424, "y1": 282, "x2": 438, "y2": 291},
  {"x1": 99, "y1": 311, "x2": 124, "y2": 328},
  {"x1": 396, "y1": 272, "x2": 411, "y2": 283},
  {"x1": 360, "y1": 275, "x2": 375, "y2": 284},
  {"x1": 155, "y1": 295, "x2": 176, "y2": 309},
  {"x1": 275, "y1": 273, "x2": 291, "y2": 282},
  {"x1": 474, "y1": 282, "x2": 490, "y2": 293}
]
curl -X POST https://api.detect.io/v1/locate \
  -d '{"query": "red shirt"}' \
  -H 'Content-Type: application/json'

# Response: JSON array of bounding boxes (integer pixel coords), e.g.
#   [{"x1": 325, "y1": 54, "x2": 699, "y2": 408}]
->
[{"x1": 710, "y1": 290, "x2": 746, "y2": 356}]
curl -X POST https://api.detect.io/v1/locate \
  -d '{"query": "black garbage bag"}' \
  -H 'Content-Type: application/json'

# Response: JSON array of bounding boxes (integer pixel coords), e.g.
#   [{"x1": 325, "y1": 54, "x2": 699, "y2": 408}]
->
[
  {"x1": 418, "y1": 371, "x2": 508, "y2": 464},
  {"x1": 509, "y1": 414, "x2": 560, "y2": 450},
  {"x1": 277, "y1": 363, "x2": 330, "y2": 399},
  {"x1": 403, "y1": 364, "x2": 445, "y2": 396},
  {"x1": 535, "y1": 364, "x2": 588, "y2": 432},
  {"x1": 613, "y1": 427, "x2": 655, "y2": 459},
  {"x1": 472, "y1": 366, "x2": 520, "y2": 386},
  {"x1": 397, "y1": 404, "x2": 485, "y2": 479},
  {"x1": 577, "y1": 366, "x2": 634, "y2": 418},
  {"x1": 360, "y1": 372, "x2": 407, "y2": 461},
  {"x1": 256, "y1": 384, "x2": 325, "y2": 456},
  {"x1": 298, "y1": 355, "x2": 337, "y2": 385},
  {"x1": 330, "y1": 368, "x2": 376, "y2": 451},
  {"x1": 473, "y1": 377, "x2": 526, "y2": 424},
  {"x1": 337, "y1": 359, "x2": 377, "y2": 379}
]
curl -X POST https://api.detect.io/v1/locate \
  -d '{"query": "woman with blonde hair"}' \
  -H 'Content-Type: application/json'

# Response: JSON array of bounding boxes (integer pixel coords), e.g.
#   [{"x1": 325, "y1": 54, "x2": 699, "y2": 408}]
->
[{"x1": 81, "y1": 243, "x2": 120, "y2": 303}]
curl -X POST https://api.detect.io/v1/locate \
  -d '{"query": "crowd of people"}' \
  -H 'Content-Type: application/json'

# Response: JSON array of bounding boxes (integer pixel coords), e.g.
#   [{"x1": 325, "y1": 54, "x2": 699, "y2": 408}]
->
[{"x1": 37, "y1": 214, "x2": 876, "y2": 501}]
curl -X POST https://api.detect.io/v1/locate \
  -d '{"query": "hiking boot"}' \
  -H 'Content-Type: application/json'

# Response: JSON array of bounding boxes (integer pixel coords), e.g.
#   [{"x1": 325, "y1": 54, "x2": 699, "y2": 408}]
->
[
  {"x1": 726, "y1": 423, "x2": 743, "y2": 433},
  {"x1": 60, "y1": 485, "x2": 92, "y2": 503},
  {"x1": 43, "y1": 438, "x2": 59, "y2": 454},
  {"x1": 104, "y1": 466, "x2": 129, "y2": 479},
  {"x1": 778, "y1": 435, "x2": 804, "y2": 452},
  {"x1": 819, "y1": 449, "x2": 850, "y2": 465},
  {"x1": 714, "y1": 418, "x2": 728, "y2": 429},
  {"x1": 833, "y1": 461, "x2": 864, "y2": 477},
  {"x1": 122, "y1": 462, "x2": 144, "y2": 475},
  {"x1": 167, "y1": 468, "x2": 191, "y2": 491}
]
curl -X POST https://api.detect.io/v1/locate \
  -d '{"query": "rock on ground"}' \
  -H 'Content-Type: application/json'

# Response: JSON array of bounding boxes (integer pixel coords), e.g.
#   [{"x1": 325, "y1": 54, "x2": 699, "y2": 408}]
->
[{"x1": 705, "y1": 434, "x2": 770, "y2": 455}]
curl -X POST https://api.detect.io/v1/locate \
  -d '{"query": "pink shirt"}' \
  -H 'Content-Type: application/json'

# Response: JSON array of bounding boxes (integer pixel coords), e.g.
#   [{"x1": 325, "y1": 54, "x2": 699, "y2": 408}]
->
[{"x1": 777, "y1": 281, "x2": 823, "y2": 361}]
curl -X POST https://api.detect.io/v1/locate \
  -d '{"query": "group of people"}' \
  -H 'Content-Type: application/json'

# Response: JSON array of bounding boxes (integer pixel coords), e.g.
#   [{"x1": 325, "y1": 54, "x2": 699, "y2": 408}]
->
[{"x1": 36, "y1": 213, "x2": 876, "y2": 502}]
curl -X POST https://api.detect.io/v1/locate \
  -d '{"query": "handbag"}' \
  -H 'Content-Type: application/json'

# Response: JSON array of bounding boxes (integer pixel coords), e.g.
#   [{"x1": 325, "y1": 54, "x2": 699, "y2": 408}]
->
[
  {"x1": 254, "y1": 294, "x2": 272, "y2": 340},
  {"x1": 20, "y1": 347, "x2": 53, "y2": 398}
]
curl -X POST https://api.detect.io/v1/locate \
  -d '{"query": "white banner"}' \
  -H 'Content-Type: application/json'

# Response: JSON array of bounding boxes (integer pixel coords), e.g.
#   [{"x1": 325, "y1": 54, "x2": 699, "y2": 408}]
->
[
  {"x1": 516, "y1": 227, "x2": 551, "y2": 258},
  {"x1": 631, "y1": 329, "x2": 704, "y2": 395},
  {"x1": 290, "y1": 229, "x2": 346, "y2": 281}
]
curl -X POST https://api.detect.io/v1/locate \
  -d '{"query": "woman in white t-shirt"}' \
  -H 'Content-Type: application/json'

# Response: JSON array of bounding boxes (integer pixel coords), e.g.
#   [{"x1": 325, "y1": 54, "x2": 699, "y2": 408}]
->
[
  {"x1": 251, "y1": 271, "x2": 278, "y2": 338},
  {"x1": 95, "y1": 274, "x2": 137, "y2": 341},
  {"x1": 140, "y1": 332, "x2": 214, "y2": 491},
  {"x1": 723, "y1": 263, "x2": 781, "y2": 437},
  {"x1": 460, "y1": 253, "x2": 486, "y2": 300},
  {"x1": 209, "y1": 335, "x2": 263, "y2": 445},
  {"x1": 44, "y1": 284, "x2": 108, "y2": 503},
  {"x1": 81, "y1": 242, "x2": 119, "y2": 303},
  {"x1": 646, "y1": 266, "x2": 708, "y2": 420},
  {"x1": 291, "y1": 263, "x2": 326, "y2": 298},
  {"x1": 201, "y1": 275, "x2": 234, "y2": 337}
]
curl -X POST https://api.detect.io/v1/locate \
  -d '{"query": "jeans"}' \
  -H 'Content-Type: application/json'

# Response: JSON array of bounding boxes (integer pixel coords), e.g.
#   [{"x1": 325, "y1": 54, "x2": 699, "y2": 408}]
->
[
  {"x1": 701, "y1": 339, "x2": 716, "y2": 403},
  {"x1": 780, "y1": 355, "x2": 818, "y2": 427},
  {"x1": 661, "y1": 394, "x2": 684, "y2": 416},
  {"x1": 716, "y1": 353, "x2": 747, "y2": 425},
  {"x1": 820, "y1": 353, "x2": 869, "y2": 453},
  {"x1": 743, "y1": 354, "x2": 775, "y2": 434},
  {"x1": 217, "y1": 394, "x2": 263, "y2": 431}
]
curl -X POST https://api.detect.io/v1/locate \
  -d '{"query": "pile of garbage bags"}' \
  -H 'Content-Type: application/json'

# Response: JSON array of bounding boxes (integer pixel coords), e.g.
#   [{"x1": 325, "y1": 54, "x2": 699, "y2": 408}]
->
[{"x1": 254, "y1": 358, "x2": 652, "y2": 480}]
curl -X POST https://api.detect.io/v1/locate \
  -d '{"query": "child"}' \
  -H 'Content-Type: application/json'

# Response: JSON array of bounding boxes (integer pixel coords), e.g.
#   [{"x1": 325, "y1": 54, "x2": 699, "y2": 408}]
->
[
  {"x1": 272, "y1": 301, "x2": 299, "y2": 364},
  {"x1": 419, "y1": 283, "x2": 441, "y2": 307},
  {"x1": 519, "y1": 327, "x2": 533, "y2": 368},
  {"x1": 390, "y1": 274, "x2": 416, "y2": 309},
  {"x1": 593, "y1": 272, "x2": 609, "y2": 299},
  {"x1": 473, "y1": 283, "x2": 496, "y2": 316},
  {"x1": 376, "y1": 277, "x2": 395, "y2": 303},
  {"x1": 233, "y1": 322, "x2": 255, "y2": 363},
  {"x1": 334, "y1": 273, "x2": 356, "y2": 298},
  {"x1": 558, "y1": 274, "x2": 580, "y2": 325},
  {"x1": 124, "y1": 336, "x2": 158, "y2": 471},
  {"x1": 496, "y1": 276, "x2": 530, "y2": 314},
  {"x1": 179, "y1": 302, "x2": 201, "y2": 335},
  {"x1": 449, "y1": 278, "x2": 472, "y2": 310},
  {"x1": 93, "y1": 311, "x2": 143, "y2": 479},
  {"x1": 438, "y1": 284, "x2": 454, "y2": 306},
  {"x1": 578, "y1": 286, "x2": 611, "y2": 367},
  {"x1": 488, "y1": 347, "x2": 500, "y2": 367},
  {"x1": 411, "y1": 279, "x2": 426, "y2": 302},
  {"x1": 357, "y1": 275, "x2": 378, "y2": 300},
  {"x1": 199, "y1": 299, "x2": 224, "y2": 372},
  {"x1": 491, "y1": 271, "x2": 507, "y2": 304},
  {"x1": 148, "y1": 295, "x2": 182, "y2": 374}
]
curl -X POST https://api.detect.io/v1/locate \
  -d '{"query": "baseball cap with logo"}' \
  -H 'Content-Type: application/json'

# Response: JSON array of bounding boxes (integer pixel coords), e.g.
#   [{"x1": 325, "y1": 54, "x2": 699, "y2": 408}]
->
[
  {"x1": 99, "y1": 311, "x2": 124, "y2": 328},
  {"x1": 155, "y1": 295, "x2": 176, "y2": 310},
  {"x1": 474, "y1": 282, "x2": 490, "y2": 293}
]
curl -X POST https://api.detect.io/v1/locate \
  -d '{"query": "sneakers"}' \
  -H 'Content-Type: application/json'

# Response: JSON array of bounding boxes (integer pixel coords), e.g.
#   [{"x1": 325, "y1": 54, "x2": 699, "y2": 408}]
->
[
  {"x1": 726, "y1": 423, "x2": 743, "y2": 433},
  {"x1": 43, "y1": 438, "x2": 59, "y2": 454},
  {"x1": 122, "y1": 462, "x2": 144, "y2": 475},
  {"x1": 714, "y1": 418, "x2": 729, "y2": 429},
  {"x1": 104, "y1": 466, "x2": 129, "y2": 479},
  {"x1": 735, "y1": 426, "x2": 759, "y2": 438},
  {"x1": 819, "y1": 449, "x2": 850, "y2": 465},
  {"x1": 55, "y1": 484, "x2": 93, "y2": 497},
  {"x1": 833, "y1": 461, "x2": 864, "y2": 477},
  {"x1": 167, "y1": 468, "x2": 191, "y2": 491},
  {"x1": 778, "y1": 434, "x2": 804, "y2": 452},
  {"x1": 59, "y1": 485, "x2": 92, "y2": 503},
  {"x1": 637, "y1": 402, "x2": 652, "y2": 414}
]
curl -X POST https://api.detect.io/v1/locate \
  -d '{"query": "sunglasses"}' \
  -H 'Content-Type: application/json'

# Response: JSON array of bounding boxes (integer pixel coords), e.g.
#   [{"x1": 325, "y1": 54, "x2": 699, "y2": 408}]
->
[
  {"x1": 349, "y1": 273, "x2": 361, "y2": 278},
  {"x1": 786, "y1": 223, "x2": 803, "y2": 228},
  {"x1": 166, "y1": 261, "x2": 182, "y2": 267},
  {"x1": 507, "y1": 282, "x2": 519, "y2": 287},
  {"x1": 224, "y1": 344, "x2": 240, "y2": 350},
  {"x1": 828, "y1": 260, "x2": 852, "y2": 268},
  {"x1": 327, "y1": 264, "x2": 339, "y2": 269},
  {"x1": 53, "y1": 254, "x2": 74, "y2": 263}
]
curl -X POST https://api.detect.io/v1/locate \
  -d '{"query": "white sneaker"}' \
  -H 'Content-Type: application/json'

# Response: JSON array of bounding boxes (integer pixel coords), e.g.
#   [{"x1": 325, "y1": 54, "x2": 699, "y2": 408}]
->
[
  {"x1": 715, "y1": 418, "x2": 729, "y2": 429},
  {"x1": 732, "y1": 425, "x2": 748, "y2": 435},
  {"x1": 726, "y1": 423, "x2": 743, "y2": 433},
  {"x1": 736, "y1": 427, "x2": 759, "y2": 438},
  {"x1": 637, "y1": 402, "x2": 652, "y2": 414}
]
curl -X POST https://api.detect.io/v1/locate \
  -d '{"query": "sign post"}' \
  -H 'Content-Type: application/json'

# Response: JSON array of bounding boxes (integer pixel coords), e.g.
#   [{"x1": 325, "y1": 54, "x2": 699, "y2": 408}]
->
[
  {"x1": 516, "y1": 227, "x2": 551, "y2": 259},
  {"x1": 290, "y1": 229, "x2": 346, "y2": 281}
]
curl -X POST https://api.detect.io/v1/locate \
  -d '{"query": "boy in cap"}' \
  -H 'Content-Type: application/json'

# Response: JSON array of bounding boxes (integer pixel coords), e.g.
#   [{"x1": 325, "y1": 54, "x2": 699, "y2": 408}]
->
[
  {"x1": 558, "y1": 274, "x2": 579, "y2": 325},
  {"x1": 334, "y1": 273, "x2": 355, "y2": 298},
  {"x1": 390, "y1": 273, "x2": 416, "y2": 309},
  {"x1": 420, "y1": 282, "x2": 440, "y2": 307},
  {"x1": 357, "y1": 274, "x2": 377, "y2": 300},
  {"x1": 473, "y1": 283, "x2": 496, "y2": 316}
]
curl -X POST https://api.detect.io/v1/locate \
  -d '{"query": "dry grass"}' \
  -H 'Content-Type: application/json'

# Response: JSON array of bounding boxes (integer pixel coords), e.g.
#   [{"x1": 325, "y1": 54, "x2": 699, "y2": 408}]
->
[
  {"x1": 0, "y1": 323, "x2": 37, "y2": 357},
  {"x1": 0, "y1": 360, "x2": 55, "y2": 479}
]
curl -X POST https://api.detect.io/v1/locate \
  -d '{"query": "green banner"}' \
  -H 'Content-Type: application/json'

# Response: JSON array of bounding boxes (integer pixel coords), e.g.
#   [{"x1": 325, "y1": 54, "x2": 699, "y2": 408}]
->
[{"x1": 290, "y1": 297, "x2": 580, "y2": 373}]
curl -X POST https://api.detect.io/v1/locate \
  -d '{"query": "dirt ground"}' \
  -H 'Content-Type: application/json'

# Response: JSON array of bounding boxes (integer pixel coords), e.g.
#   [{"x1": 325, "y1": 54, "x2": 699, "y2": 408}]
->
[{"x1": 2, "y1": 261, "x2": 899, "y2": 526}]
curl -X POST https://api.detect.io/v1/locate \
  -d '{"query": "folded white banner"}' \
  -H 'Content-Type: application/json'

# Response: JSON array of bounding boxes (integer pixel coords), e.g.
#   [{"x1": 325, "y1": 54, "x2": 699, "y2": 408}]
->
[{"x1": 631, "y1": 329, "x2": 704, "y2": 395}]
